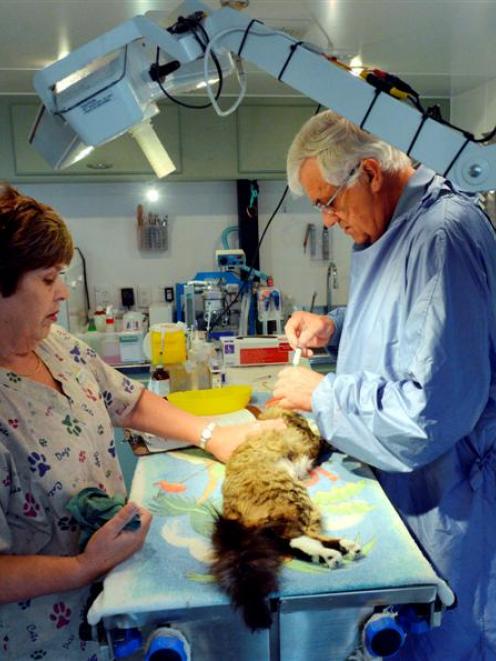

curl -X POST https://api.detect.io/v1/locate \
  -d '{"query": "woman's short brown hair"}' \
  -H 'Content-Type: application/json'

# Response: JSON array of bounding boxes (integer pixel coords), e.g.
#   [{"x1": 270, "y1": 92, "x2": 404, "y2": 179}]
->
[{"x1": 0, "y1": 184, "x2": 74, "y2": 297}]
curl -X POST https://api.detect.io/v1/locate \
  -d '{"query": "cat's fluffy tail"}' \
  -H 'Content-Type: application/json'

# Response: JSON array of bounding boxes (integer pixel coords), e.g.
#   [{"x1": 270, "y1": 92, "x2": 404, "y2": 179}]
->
[{"x1": 210, "y1": 514, "x2": 288, "y2": 630}]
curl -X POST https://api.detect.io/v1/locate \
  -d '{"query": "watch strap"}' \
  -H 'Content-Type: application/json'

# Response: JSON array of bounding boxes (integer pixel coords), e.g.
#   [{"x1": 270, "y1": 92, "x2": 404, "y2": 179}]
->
[{"x1": 198, "y1": 421, "x2": 217, "y2": 451}]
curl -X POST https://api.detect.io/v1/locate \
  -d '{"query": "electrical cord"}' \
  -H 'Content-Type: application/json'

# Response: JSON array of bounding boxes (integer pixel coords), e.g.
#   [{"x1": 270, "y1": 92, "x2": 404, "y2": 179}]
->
[
  {"x1": 203, "y1": 27, "x2": 248, "y2": 117},
  {"x1": 153, "y1": 19, "x2": 224, "y2": 110},
  {"x1": 75, "y1": 246, "x2": 90, "y2": 324},
  {"x1": 207, "y1": 185, "x2": 289, "y2": 333},
  {"x1": 208, "y1": 103, "x2": 322, "y2": 332},
  {"x1": 55, "y1": 47, "x2": 129, "y2": 116}
]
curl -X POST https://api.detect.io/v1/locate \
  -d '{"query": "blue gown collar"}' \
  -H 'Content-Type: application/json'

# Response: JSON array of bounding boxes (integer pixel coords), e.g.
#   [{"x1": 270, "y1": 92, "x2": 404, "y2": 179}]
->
[{"x1": 391, "y1": 165, "x2": 437, "y2": 222}]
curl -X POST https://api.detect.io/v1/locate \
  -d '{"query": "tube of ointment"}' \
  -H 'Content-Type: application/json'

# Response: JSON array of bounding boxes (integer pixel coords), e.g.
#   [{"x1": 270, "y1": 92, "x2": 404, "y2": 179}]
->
[{"x1": 292, "y1": 347, "x2": 302, "y2": 367}]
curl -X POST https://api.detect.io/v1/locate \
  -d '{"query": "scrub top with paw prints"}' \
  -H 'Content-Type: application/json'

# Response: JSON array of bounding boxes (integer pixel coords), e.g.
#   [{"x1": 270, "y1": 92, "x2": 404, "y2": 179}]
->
[{"x1": 0, "y1": 325, "x2": 144, "y2": 660}]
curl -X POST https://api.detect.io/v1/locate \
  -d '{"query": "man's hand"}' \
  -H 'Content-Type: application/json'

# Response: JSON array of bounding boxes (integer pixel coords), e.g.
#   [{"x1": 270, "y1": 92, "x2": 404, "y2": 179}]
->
[
  {"x1": 285, "y1": 311, "x2": 335, "y2": 357},
  {"x1": 271, "y1": 365, "x2": 324, "y2": 411},
  {"x1": 207, "y1": 418, "x2": 286, "y2": 463},
  {"x1": 78, "y1": 502, "x2": 152, "y2": 580}
]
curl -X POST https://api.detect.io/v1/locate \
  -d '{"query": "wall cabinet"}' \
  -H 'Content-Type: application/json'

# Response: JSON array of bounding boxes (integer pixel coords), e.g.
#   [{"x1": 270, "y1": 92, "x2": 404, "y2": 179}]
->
[
  {"x1": 237, "y1": 104, "x2": 315, "y2": 174},
  {"x1": 2, "y1": 96, "x2": 449, "y2": 183},
  {"x1": 3, "y1": 96, "x2": 315, "y2": 183},
  {"x1": 11, "y1": 103, "x2": 182, "y2": 177}
]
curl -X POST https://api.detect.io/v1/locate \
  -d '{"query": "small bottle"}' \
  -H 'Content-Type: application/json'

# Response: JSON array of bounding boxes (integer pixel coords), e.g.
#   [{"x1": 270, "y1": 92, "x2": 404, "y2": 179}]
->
[
  {"x1": 187, "y1": 332, "x2": 211, "y2": 390},
  {"x1": 209, "y1": 348, "x2": 226, "y2": 388},
  {"x1": 94, "y1": 306, "x2": 106, "y2": 332},
  {"x1": 149, "y1": 365, "x2": 170, "y2": 397}
]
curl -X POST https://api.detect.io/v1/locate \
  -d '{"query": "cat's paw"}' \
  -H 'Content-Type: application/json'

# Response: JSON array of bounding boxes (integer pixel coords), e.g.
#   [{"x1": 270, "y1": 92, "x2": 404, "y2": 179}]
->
[
  {"x1": 339, "y1": 538, "x2": 361, "y2": 559},
  {"x1": 290, "y1": 535, "x2": 343, "y2": 568},
  {"x1": 318, "y1": 547, "x2": 343, "y2": 569}
]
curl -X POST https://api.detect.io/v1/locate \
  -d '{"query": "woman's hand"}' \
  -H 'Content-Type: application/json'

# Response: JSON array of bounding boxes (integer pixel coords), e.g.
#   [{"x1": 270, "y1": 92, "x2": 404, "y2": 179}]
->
[
  {"x1": 271, "y1": 365, "x2": 324, "y2": 411},
  {"x1": 207, "y1": 418, "x2": 286, "y2": 463},
  {"x1": 285, "y1": 311, "x2": 335, "y2": 357},
  {"x1": 78, "y1": 502, "x2": 152, "y2": 581}
]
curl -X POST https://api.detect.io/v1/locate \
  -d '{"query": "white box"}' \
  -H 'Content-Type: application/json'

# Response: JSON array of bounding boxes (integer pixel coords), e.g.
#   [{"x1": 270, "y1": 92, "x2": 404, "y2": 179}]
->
[
  {"x1": 220, "y1": 336, "x2": 291, "y2": 367},
  {"x1": 119, "y1": 331, "x2": 145, "y2": 363}
]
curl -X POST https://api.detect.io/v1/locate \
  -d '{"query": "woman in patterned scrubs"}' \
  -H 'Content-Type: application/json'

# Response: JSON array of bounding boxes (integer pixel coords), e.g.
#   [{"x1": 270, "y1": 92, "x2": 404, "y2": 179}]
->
[{"x1": 0, "y1": 185, "x2": 282, "y2": 660}]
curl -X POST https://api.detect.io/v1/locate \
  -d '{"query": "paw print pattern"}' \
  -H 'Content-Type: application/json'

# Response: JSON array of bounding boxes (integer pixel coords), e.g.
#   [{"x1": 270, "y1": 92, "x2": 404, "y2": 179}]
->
[
  {"x1": 81, "y1": 403, "x2": 94, "y2": 417},
  {"x1": 49, "y1": 601, "x2": 72, "y2": 629},
  {"x1": 23, "y1": 493, "x2": 41, "y2": 518},
  {"x1": 102, "y1": 390, "x2": 113, "y2": 407},
  {"x1": 39, "y1": 437, "x2": 48, "y2": 447},
  {"x1": 2, "y1": 635, "x2": 8, "y2": 652},
  {"x1": 122, "y1": 377, "x2": 134, "y2": 393},
  {"x1": 6, "y1": 371, "x2": 21, "y2": 383},
  {"x1": 8, "y1": 418, "x2": 19, "y2": 429},
  {"x1": 2, "y1": 475, "x2": 11, "y2": 488},
  {"x1": 61, "y1": 414, "x2": 82, "y2": 436},
  {"x1": 107, "y1": 440, "x2": 116, "y2": 458},
  {"x1": 97, "y1": 424, "x2": 105, "y2": 436},
  {"x1": 57, "y1": 516, "x2": 78, "y2": 532},
  {"x1": 69, "y1": 344, "x2": 85, "y2": 364},
  {"x1": 83, "y1": 387, "x2": 98, "y2": 402},
  {"x1": 79, "y1": 450, "x2": 87, "y2": 463},
  {"x1": 18, "y1": 599, "x2": 31, "y2": 609},
  {"x1": 30, "y1": 651, "x2": 47, "y2": 660},
  {"x1": 28, "y1": 452, "x2": 51, "y2": 478}
]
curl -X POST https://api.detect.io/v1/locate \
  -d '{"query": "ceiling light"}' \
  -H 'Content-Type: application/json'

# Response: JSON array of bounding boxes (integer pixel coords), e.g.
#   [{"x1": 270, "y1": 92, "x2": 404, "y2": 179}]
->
[{"x1": 146, "y1": 188, "x2": 160, "y2": 202}]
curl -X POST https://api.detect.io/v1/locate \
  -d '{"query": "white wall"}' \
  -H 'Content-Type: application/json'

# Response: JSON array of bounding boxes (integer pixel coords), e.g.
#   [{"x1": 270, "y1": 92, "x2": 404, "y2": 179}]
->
[
  {"x1": 22, "y1": 180, "x2": 351, "y2": 319},
  {"x1": 450, "y1": 77, "x2": 496, "y2": 137}
]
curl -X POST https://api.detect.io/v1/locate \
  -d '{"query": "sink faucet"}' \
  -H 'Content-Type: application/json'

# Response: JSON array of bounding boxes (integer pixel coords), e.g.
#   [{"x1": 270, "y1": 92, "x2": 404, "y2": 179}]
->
[{"x1": 326, "y1": 261, "x2": 338, "y2": 313}]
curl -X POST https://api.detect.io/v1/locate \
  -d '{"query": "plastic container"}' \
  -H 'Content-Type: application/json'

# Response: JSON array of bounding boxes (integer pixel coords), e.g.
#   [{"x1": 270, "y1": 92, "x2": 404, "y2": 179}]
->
[
  {"x1": 100, "y1": 332, "x2": 121, "y2": 365},
  {"x1": 167, "y1": 362, "x2": 191, "y2": 393},
  {"x1": 94, "y1": 307, "x2": 107, "y2": 332},
  {"x1": 81, "y1": 330, "x2": 102, "y2": 354},
  {"x1": 167, "y1": 384, "x2": 252, "y2": 415},
  {"x1": 123, "y1": 310, "x2": 146, "y2": 332},
  {"x1": 187, "y1": 333, "x2": 212, "y2": 390},
  {"x1": 143, "y1": 323, "x2": 187, "y2": 366},
  {"x1": 119, "y1": 331, "x2": 145, "y2": 363}
]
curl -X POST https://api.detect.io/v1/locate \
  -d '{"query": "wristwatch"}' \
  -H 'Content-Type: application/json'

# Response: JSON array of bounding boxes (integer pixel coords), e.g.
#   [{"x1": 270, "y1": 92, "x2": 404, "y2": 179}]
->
[{"x1": 198, "y1": 422, "x2": 217, "y2": 451}]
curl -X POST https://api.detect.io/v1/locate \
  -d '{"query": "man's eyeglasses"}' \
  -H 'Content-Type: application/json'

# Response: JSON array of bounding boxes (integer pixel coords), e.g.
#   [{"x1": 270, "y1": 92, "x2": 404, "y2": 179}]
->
[{"x1": 313, "y1": 164, "x2": 360, "y2": 213}]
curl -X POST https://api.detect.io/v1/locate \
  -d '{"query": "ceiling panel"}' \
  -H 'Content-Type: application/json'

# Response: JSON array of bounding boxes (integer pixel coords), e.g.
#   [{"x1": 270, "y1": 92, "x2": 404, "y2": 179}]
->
[{"x1": 0, "y1": 0, "x2": 495, "y2": 98}]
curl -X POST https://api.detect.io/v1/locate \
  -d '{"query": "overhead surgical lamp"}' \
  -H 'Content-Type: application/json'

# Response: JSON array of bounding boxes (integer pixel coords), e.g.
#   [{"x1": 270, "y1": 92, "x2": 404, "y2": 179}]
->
[
  {"x1": 30, "y1": 6, "x2": 236, "y2": 178},
  {"x1": 30, "y1": 0, "x2": 496, "y2": 191}
]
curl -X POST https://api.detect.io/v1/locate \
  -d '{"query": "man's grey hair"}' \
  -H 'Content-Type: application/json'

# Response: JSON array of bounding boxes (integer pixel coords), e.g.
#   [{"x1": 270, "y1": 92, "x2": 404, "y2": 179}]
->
[{"x1": 287, "y1": 110, "x2": 412, "y2": 195}]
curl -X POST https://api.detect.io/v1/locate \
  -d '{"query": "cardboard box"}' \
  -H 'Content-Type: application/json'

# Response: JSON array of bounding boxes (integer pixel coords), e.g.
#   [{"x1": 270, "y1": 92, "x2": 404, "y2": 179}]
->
[{"x1": 221, "y1": 336, "x2": 291, "y2": 366}]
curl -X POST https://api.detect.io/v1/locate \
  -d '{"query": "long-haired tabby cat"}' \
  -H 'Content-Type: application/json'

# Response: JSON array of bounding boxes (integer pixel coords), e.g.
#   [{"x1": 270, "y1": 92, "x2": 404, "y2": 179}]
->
[{"x1": 210, "y1": 407, "x2": 361, "y2": 630}]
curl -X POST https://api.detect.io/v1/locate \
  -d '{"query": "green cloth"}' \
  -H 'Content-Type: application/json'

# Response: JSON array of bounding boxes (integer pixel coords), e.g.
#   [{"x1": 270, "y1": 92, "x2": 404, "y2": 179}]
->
[{"x1": 66, "y1": 487, "x2": 141, "y2": 550}]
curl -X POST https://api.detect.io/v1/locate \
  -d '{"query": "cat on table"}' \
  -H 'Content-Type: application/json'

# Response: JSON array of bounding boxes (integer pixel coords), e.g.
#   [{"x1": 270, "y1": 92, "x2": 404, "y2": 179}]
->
[{"x1": 210, "y1": 407, "x2": 361, "y2": 630}]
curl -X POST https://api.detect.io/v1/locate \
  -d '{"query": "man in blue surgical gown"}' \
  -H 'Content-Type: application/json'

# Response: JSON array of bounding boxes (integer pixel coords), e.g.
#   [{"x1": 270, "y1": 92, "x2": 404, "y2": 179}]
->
[{"x1": 273, "y1": 110, "x2": 496, "y2": 660}]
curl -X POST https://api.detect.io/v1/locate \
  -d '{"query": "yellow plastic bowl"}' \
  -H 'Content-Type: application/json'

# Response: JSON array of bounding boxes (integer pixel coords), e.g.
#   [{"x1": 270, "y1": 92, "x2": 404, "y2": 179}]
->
[{"x1": 167, "y1": 385, "x2": 252, "y2": 415}]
